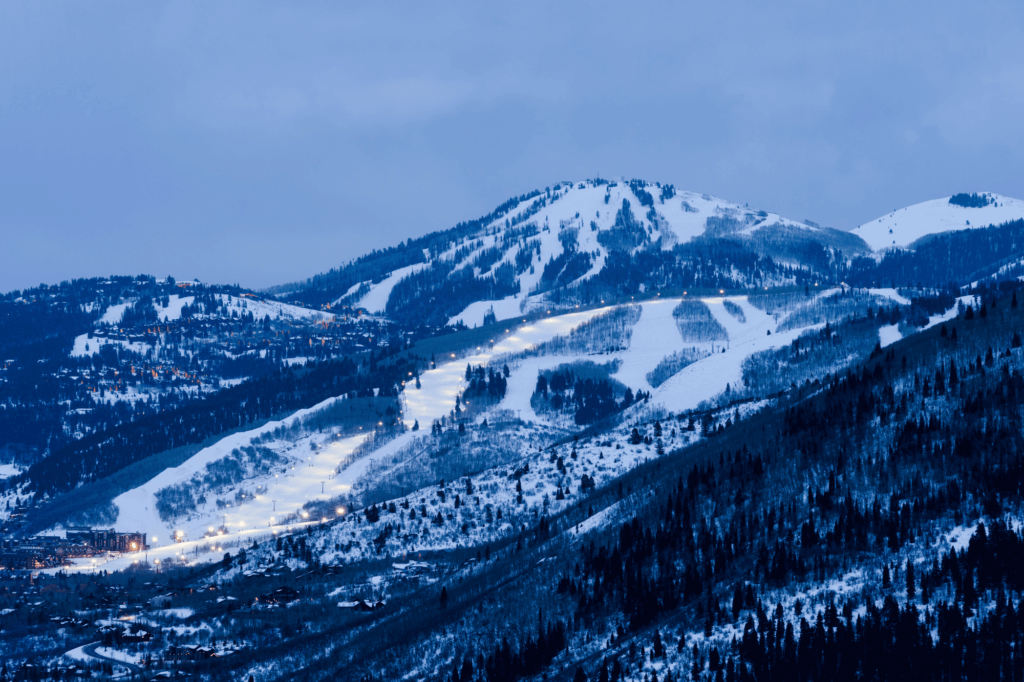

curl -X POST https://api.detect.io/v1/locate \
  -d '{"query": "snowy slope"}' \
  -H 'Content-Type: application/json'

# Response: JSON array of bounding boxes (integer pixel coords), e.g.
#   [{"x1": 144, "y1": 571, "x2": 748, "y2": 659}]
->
[
  {"x1": 214, "y1": 294, "x2": 333, "y2": 322},
  {"x1": 104, "y1": 308, "x2": 607, "y2": 554},
  {"x1": 78, "y1": 289, "x2": 886, "y2": 573},
  {"x1": 155, "y1": 295, "x2": 194, "y2": 321},
  {"x1": 443, "y1": 180, "x2": 820, "y2": 327},
  {"x1": 357, "y1": 263, "x2": 427, "y2": 313},
  {"x1": 852, "y1": 193, "x2": 1024, "y2": 251}
]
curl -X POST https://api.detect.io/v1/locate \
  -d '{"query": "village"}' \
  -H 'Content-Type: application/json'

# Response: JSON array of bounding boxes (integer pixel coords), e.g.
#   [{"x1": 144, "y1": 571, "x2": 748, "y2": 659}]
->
[{"x1": 0, "y1": 537, "x2": 445, "y2": 679}]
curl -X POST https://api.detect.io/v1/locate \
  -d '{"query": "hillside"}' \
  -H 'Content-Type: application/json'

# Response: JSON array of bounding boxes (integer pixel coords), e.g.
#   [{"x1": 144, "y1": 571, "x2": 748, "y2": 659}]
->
[
  {"x1": 853, "y1": 192, "x2": 1024, "y2": 251},
  {"x1": 280, "y1": 179, "x2": 869, "y2": 328},
  {"x1": 4, "y1": 182, "x2": 1024, "y2": 680}
]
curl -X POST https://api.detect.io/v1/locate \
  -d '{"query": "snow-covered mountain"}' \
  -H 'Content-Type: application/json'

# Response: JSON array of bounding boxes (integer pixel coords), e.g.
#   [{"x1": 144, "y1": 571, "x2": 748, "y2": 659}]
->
[
  {"x1": 8, "y1": 180, "x2": 1024, "y2": 681},
  {"x1": 853, "y1": 192, "x2": 1024, "y2": 251},
  {"x1": 284, "y1": 179, "x2": 869, "y2": 328}
]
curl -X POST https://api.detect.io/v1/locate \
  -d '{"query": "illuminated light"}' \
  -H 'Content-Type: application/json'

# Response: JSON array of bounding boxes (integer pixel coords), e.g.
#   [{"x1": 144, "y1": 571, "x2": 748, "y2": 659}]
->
[{"x1": 336, "y1": 507, "x2": 345, "y2": 515}]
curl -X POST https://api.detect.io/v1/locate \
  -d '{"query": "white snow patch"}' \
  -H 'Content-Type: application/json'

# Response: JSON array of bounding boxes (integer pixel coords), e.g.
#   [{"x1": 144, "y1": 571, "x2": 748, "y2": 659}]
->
[
  {"x1": 878, "y1": 324, "x2": 902, "y2": 348},
  {"x1": 868, "y1": 288, "x2": 911, "y2": 305}
]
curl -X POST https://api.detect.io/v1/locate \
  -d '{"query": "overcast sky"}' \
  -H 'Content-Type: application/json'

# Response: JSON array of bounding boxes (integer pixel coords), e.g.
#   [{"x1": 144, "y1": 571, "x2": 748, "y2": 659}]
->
[{"x1": 2, "y1": 1, "x2": 1022, "y2": 293}]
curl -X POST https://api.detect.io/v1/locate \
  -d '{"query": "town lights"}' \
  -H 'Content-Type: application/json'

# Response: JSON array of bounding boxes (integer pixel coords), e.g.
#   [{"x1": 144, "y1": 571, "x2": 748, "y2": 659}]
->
[{"x1": 336, "y1": 507, "x2": 345, "y2": 515}]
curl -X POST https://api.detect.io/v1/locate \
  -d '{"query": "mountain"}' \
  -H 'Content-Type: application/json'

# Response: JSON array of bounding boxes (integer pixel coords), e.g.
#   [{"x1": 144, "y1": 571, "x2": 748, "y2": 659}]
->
[
  {"x1": 276, "y1": 179, "x2": 870, "y2": 328},
  {"x1": 3, "y1": 180, "x2": 1024, "y2": 681},
  {"x1": 852, "y1": 192, "x2": 1024, "y2": 251}
]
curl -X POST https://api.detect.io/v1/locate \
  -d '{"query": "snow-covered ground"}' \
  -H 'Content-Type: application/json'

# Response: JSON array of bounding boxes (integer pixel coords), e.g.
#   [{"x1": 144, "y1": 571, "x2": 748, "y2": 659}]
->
[
  {"x1": 357, "y1": 263, "x2": 427, "y2": 314},
  {"x1": 109, "y1": 396, "x2": 349, "y2": 547},
  {"x1": 85, "y1": 289, "x2": 880, "y2": 572},
  {"x1": 853, "y1": 193, "x2": 1024, "y2": 251},
  {"x1": 0, "y1": 463, "x2": 22, "y2": 479},
  {"x1": 403, "y1": 308, "x2": 610, "y2": 429},
  {"x1": 868, "y1": 288, "x2": 911, "y2": 305},
  {"x1": 100, "y1": 307, "x2": 608, "y2": 563},
  {"x1": 98, "y1": 302, "x2": 131, "y2": 325},
  {"x1": 434, "y1": 180, "x2": 818, "y2": 328},
  {"x1": 155, "y1": 294, "x2": 194, "y2": 321},
  {"x1": 878, "y1": 324, "x2": 902, "y2": 347},
  {"x1": 649, "y1": 296, "x2": 807, "y2": 413},
  {"x1": 70, "y1": 334, "x2": 152, "y2": 358},
  {"x1": 214, "y1": 294, "x2": 332, "y2": 322}
]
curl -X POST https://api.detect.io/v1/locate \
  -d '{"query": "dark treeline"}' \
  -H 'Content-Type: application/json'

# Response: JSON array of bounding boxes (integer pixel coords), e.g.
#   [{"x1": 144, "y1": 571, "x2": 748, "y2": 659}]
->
[
  {"x1": 547, "y1": 290, "x2": 1024, "y2": 681},
  {"x1": 279, "y1": 190, "x2": 545, "y2": 307},
  {"x1": 15, "y1": 354, "x2": 418, "y2": 498}
]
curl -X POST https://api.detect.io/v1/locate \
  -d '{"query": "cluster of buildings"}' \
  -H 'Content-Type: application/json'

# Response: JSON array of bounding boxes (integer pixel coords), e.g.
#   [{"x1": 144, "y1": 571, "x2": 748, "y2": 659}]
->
[{"x1": 0, "y1": 527, "x2": 147, "y2": 569}]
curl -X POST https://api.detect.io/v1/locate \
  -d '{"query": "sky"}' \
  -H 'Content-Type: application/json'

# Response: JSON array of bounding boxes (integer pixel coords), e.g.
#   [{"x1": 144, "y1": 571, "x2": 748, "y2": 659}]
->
[{"x1": 1, "y1": 1, "x2": 1023, "y2": 294}]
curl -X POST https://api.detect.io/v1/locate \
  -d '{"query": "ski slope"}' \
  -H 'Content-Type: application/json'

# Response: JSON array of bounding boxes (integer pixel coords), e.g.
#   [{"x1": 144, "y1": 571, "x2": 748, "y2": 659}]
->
[
  {"x1": 357, "y1": 263, "x2": 427, "y2": 314},
  {"x1": 853, "y1": 193, "x2": 1024, "y2": 251},
  {"x1": 101, "y1": 307, "x2": 607, "y2": 560},
  {"x1": 434, "y1": 179, "x2": 817, "y2": 328}
]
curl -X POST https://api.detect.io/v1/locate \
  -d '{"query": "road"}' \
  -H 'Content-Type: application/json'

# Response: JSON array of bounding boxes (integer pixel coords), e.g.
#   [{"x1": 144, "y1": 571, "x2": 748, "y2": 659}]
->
[{"x1": 82, "y1": 642, "x2": 145, "y2": 677}]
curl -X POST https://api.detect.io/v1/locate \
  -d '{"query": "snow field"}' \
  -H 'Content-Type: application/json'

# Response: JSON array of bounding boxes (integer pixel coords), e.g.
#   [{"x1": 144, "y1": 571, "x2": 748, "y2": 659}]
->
[
  {"x1": 356, "y1": 263, "x2": 427, "y2": 314},
  {"x1": 155, "y1": 294, "x2": 194, "y2": 321},
  {"x1": 111, "y1": 395, "x2": 349, "y2": 544},
  {"x1": 93, "y1": 290, "x2": 834, "y2": 570},
  {"x1": 878, "y1": 324, "x2": 903, "y2": 348},
  {"x1": 852, "y1": 193, "x2": 1024, "y2": 251},
  {"x1": 403, "y1": 308, "x2": 609, "y2": 430},
  {"x1": 70, "y1": 334, "x2": 152, "y2": 358}
]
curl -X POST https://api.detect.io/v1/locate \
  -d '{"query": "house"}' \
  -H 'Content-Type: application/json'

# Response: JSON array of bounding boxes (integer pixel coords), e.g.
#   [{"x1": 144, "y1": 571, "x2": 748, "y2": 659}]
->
[
  {"x1": 122, "y1": 625, "x2": 153, "y2": 643},
  {"x1": 338, "y1": 599, "x2": 386, "y2": 612},
  {"x1": 167, "y1": 644, "x2": 218, "y2": 661},
  {"x1": 255, "y1": 586, "x2": 300, "y2": 605}
]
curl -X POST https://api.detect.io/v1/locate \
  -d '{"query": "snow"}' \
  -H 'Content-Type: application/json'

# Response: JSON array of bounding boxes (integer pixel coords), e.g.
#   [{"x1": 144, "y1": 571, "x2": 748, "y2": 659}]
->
[
  {"x1": 67, "y1": 308, "x2": 610, "y2": 574},
  {"x1": 357, "y1": 263, "x2": 427, "y2": 314},
  {"x1": 650, "y1": 296, "x2": 812, "y2": 413},
  {"x1": 443, "y1": 181, "x2": 821, "y2": 328},
  {"x1": 852, "y1": 193, "x2": 1024, "y2": 251},
  {"x1": 573, "y1": 499, "x2": 624, "y2": 537},
  {"x1": 96, "y1": 647, "x2": 143, "y2": 664},
  {"x1": 447, "y1": 294, "x2": 525, "y2": 328},
  {"x1": 99, "y1": 302, "x2": 131, "y2": 325},
  {"x1": 334, "y1": 280, "x2": 370, "y2": 305},
  {"x1": 611, "y1": 299, "x2": 685, "y2": 393},
  {"x1": 878, "y1": 324, "x2": 902, "y2": 348},
  {"x1": 152, "y1": 608, "x2": 194, "y2": 619},
  {"x1": 215, "y1": 294, "x2": 332, "y2": 322},
  {"x1": 110, "y1": 395, "x2": 349, "y2": 547},
  {"x1": 155, "y1": 294, "x2": 194, "y2": 321},
  {"x1": 404, "y1": 308, "x2": 609, "y2": 430},
  {"x1": 868, "y1": 288, "x2": 911, "y2": 305},
  {"x1": 70, "y1": 333, "x2": 151, "y2": 358},
  {"x1": 0, "y1": 463, "x2": 22, "y2": 479},
  {"x1": 62, "y1": 643, "x2": 94, "y2": 663}
]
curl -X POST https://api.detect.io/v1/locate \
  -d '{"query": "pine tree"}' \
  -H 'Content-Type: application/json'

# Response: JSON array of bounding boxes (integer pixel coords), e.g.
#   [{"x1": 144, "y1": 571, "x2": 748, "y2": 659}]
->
[{"x1": 906, "y1": 560, "x2": 916, "y2": 601}]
